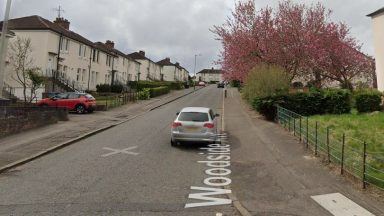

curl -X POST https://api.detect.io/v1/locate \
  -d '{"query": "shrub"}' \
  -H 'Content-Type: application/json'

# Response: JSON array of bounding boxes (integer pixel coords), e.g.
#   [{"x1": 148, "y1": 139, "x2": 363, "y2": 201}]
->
[
  {"x1": 230, "y1": 80, "x2": 241, "y2": 88},
  {"x1": 243, "y1": 64, "x2": 290, "y2": 102},
  {"x1": 169, "y1": 82, "x2": 184, "y2": 90},
  {"x1": 284, "y1": 90, "x2": 325, "y2": 116},
  {"x1": 355, "y1": 89, "x2": 382, "y2": 113},
  {"x1": 137, "y1": 88, "x2": 150, "y2": 100},
  {"x1": 110, "y1": 84, "x2": 124, "y2": 93},
  {"x1": 149, "y1": 86, "x2": 170, "y2": 98},
  {"x1": 322, "y1": 89, "x2": 351, "y2": 114},
  {"x1": 252, "y1": 95, "x2": 286, "y2": 121},
  {"x1": 96, "y1": 84, "x2": 111, "y2": 93}
]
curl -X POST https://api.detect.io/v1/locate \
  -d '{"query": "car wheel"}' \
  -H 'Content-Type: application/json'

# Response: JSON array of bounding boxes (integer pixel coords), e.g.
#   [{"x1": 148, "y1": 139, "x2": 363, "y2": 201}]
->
[
  {"x1": 40, "y1": 104, "x2": 49, "y2": 107},
  {"x1": 75, "y1": 104, "x2": 85, "y2": 114}
]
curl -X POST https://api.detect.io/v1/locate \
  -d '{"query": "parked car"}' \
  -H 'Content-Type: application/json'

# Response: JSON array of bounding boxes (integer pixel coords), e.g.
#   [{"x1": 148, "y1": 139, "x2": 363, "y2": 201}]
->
[
  {"x1": 198, "y1": 81, "x2": 206, "y2": 86},
  {"x1": 37, "y1": 92, "x2": 97, "y2": 114},
  {"x1": 217, "y1": 82, "x2": 225, "y2": 88},
  {"x1": 171, "y1": 107, "x2": 219, "y2": 146}
]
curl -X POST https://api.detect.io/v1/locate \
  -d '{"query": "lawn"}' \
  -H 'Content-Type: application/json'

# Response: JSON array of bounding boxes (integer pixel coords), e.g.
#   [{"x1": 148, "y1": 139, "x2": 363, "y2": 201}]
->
[
  {"x1": 309, "y1": 110, "x2": 384, "y2": 153},
  {"x1": 308, "y1": 111, "x2": 384, "y2": 188}
]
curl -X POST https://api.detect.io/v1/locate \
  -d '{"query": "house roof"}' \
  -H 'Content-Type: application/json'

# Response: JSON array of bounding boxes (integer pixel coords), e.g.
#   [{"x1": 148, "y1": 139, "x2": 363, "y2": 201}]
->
[
  {"x1": 157, "y1": 58, "x2": 175, "y2": 66},
  {"x1": 1, "y1": 15, "x2": 94, "y2": 47},
  {"x1": 367, "y1": 7, "x2": 384, "y2": 17},
  {"x1": 197, "y1": 68, "x2": 223, "y2": 74},
  {"x1": 94, "y1": 42, "x2": 140, "y2": 64}
]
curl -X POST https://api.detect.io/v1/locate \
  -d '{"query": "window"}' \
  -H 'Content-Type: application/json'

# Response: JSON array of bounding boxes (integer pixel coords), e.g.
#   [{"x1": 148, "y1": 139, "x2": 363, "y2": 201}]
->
[
  {"x1": 79, "y1": 45, "x2": 82, "y2": 56},
  {"x1": 92, "y1": 49, "x2": 99, "y2": 62},
  {"x1": 95, "y1": 72, "x2": 99, "y2": 84},
  {"x1": 83, "y1": 47, "x2": 86, "y2": 57},
  {"x1": 82, "y1": 69, "x2": 86, "y2": 82},
  {"x1": 60, "y1": 38, "x2": 70, "y2": 51},
  {"x1": 65, "y1": 39, "x2": 70, "y2": 51},
  {"x1": 77, "y1": 68, "x2": 81, "y2": 81},
  {"x1": 68, "y1": 93, "x2": 80, "y2": 99},
  {"x1": 178, "y1": 112, "x2": 209, "y2": 122}
]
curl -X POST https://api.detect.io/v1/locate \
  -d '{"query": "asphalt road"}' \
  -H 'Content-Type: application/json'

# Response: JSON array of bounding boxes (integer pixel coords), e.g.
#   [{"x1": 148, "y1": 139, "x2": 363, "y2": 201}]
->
[{"x1": 0, "y1": 85, "x2": 238, "y2": 216}]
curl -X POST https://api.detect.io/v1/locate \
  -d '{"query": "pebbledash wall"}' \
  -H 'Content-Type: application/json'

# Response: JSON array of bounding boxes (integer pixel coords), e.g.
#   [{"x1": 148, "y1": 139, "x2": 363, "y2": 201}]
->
[{"x1": 368, "y1": 8, "x2": 384, "y2": 91}]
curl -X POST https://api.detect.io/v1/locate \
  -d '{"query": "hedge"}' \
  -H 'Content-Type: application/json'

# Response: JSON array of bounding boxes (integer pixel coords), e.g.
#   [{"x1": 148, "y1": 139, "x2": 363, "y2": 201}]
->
[
  {"x1": 252, "y1": 89, "x2": 352, "y2": 120},
  {"x1": 150, "y1": 86, "x2": 170, "y2": 98},
  {"x1": 355, "y1": 89, "x2": 382, "y2": 113},
  {"x1": 96, "y1": 84, "x2": 124, "y2": 93},
  {"x1": 128, "y1": 81, "x2": 184, "y2": 90}
]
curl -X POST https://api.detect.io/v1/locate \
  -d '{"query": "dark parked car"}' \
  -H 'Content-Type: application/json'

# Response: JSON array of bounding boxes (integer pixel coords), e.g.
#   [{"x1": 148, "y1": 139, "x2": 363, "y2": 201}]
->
[
  {"x1": 37, "y1": 92, "x2": 97, "y2": 114},
  {"x1": 217, "y1": 82, "x2": 225, "y2": 88}
]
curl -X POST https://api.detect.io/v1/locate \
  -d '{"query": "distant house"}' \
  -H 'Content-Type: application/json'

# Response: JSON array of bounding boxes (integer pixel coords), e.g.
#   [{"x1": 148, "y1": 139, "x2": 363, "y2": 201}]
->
[
  {"x1": 157, "y1": 57, "x2": 189, "y2": 82},
  {"x1": 127, "y1": 51, "x2": 162, "y2": 81},
  {"x1": 368, "y1": 7, "x2": 384, "y2": 91},
  {"x1": 196, "y1": 68, "x2": 223, "y2": 83}
]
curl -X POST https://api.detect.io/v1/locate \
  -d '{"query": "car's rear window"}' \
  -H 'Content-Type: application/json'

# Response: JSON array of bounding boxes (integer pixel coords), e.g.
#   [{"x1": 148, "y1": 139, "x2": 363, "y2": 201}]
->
[{"x1": 178, "y1": 112, "x2": 209, "y2": 122}]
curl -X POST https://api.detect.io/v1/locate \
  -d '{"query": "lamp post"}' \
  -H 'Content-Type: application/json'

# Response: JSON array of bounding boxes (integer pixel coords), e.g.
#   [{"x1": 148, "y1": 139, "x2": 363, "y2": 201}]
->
[
  {"x1": 193, "y1": 54, "x2": 201, "y2": 91},
  {"x1": 0, "y1": 0, "x2": 13, "y2": 98}
]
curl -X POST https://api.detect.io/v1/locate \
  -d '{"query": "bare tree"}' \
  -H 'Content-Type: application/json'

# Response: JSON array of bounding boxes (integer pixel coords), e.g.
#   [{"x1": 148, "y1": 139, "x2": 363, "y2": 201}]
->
[{"x1": 8, "y1": 37, "x2": 45, "y2": 103}]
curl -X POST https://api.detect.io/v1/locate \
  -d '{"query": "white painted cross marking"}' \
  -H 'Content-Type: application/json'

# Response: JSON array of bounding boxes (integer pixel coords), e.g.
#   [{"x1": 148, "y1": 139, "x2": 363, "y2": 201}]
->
[
  {"x1": 101, "y1": 146, "x2": 139, "y2": 157},
  {"x1": 311, "y1": 193, "x2": 375, "y2": 216}
]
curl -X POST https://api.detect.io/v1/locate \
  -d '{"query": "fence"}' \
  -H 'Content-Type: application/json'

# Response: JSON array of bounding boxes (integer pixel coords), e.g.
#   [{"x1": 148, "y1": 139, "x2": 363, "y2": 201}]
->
[
  {"x1": 97, "y1": 92, "x2": 138, "y2": 110},
  {"x1": 276, "y1": 106, "x2": 384, "y2": 190}
]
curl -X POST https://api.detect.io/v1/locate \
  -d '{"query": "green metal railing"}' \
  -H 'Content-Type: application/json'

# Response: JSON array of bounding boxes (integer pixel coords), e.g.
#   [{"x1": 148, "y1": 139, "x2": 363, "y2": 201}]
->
[{"x1": 277, "y1": 106, "x2": 384, "y2": 190}]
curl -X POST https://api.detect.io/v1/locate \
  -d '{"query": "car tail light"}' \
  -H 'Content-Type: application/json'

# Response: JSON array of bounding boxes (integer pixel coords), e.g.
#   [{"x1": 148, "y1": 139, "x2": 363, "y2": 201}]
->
[
  {"x1": 204, "y1": 123, "x2": 214, "y2": 128},
  {"x1": 172, "y1": 122, "x2": 182, "y2": 128}
]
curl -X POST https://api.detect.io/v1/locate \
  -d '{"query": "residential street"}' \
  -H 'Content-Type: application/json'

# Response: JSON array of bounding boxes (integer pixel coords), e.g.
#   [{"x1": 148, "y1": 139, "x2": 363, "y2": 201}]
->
[
  {"x1": 0, "y1": 85, "x2": 238, "y2": 216},
  {"x1": 0, "y1": 85, "x2": 383, "y2": 216}
]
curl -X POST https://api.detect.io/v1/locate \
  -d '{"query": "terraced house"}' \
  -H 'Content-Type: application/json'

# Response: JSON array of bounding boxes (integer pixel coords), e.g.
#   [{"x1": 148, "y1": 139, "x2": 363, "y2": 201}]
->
[
  {"x1": 0, "y1": 15, "x2": 140, "y2": 100},
  {"x1": 157, "y1": 57, "x2": 189, "y2": 82},
  {"x1": 127, "y1": 51, "x2": 162, "y2": 81}
]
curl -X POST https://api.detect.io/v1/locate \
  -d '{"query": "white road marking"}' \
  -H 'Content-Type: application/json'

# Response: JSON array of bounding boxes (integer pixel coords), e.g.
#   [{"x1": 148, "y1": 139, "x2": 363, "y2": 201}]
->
[
  {"x1": 311, "y1": 193, "x2": 375, "y2": 216},
  {"x1": 101, "y1": 146, "x2": 139, "y2": 157}
]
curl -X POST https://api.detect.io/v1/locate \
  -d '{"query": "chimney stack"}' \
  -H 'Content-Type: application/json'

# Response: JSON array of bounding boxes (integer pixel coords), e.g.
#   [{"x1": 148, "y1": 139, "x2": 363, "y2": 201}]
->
[
  {"x1": 175, "y1": 62, "x2": 180, "y2": 67},
  {"x1": 139, "y1": 50, "x2": 145, "y2": 56},
  {"x1": 165, "y1": 57, "x2": 170, "y2": 62},
  {"x1": 105, "y1": 40, "x2": 115, "y2": 49},
  {"x1": 54, "y1": 17, "x2": 70, "y2": 30}
]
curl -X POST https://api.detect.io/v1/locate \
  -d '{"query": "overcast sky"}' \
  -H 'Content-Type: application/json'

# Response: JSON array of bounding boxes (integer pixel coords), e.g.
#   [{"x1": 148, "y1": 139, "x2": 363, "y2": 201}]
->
[{"x1": 1, "y1": 0, "x2": 383, "y2": 73}]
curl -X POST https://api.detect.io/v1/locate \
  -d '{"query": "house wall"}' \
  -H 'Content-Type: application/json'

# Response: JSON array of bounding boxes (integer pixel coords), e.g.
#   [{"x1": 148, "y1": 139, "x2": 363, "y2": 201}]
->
[
  {"x1": 197, "y1": 73, "x2": 222, "y2": 82},
  {"x1": 162, "y1": 65, "x2": 176, "y2": 81},
  {"x1": 372, "y1": 13, "x2": 384, "y2": 91},
  {"x1": 127, "y1": 59, "x2": 140, "y2": 81}
]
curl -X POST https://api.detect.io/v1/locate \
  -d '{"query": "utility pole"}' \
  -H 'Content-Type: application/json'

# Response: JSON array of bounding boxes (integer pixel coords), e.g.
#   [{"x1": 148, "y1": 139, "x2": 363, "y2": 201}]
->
[
  {"x1": 193, "y1": 54, "x2": 201, "y2": 91},
  {"x1": 0, "y1": 0, "x2": 12, "y2": 98}
]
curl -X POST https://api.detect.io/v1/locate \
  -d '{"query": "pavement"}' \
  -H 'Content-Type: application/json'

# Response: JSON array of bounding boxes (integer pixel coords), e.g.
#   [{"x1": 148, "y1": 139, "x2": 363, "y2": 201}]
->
[
  {"x1": 224, "y1": 87, "x2": 384, "y2": 215},
  {"x1": 0, "y1": 87, "x2": 201, "y2": 172}
]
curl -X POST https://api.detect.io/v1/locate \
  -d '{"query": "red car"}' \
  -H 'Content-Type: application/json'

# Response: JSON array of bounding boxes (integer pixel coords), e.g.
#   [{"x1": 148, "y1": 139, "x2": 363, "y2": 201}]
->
[{"x1": 37, "y1": 92, "x2": 97, "y2": 114}]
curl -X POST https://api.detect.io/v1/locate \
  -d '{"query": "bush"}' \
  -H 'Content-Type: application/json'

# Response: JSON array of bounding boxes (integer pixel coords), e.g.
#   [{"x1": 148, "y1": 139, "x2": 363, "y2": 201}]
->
[
  {"x1": 150, "y1": 86, "x2": 170, "y2": 98},
  {"x1": 243, "y1": 64, "x2": 290, "y2": 102},
  {"x1": 230, "y1": 80, "x2": 241, "y2": 88},
  {"x1": 322, "y1": 89, "x2": 351, "y2": 114},
  {"x1": 284, "y1": 90, "x2": 324, "y2": 116},
  {"x1": 110, "y1": 84, "x2": 124, "y2": 93},
  {"x1": 355, "y1": 89, "x2": 382, "y2": 113},
  {"x1": 252, "y1": 89, "x2": 352, "y2": 120},
  {"x1": 252, "y1": 95, "x2": 286, "y2": 121},
  {"x1": 169, "y1": 82, "x2": 184, "y2": 90},
  {"x1": 96, "y1": 84, "x2": 111, "y2": 93},
  {"x1": 137, "y1": 88, "x2": 150, "y2": 100}
]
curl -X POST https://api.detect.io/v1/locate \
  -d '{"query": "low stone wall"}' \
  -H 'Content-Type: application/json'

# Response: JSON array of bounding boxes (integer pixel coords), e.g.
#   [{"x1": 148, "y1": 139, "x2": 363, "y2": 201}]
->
[{"x1": 0, "y1": 106, "x2": 68, "y2": 138}]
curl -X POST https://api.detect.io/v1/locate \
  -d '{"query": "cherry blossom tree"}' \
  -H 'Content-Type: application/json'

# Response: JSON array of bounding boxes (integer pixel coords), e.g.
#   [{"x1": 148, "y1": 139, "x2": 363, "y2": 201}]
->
[{"x1": 213, "y1": 0, "x2": 375, "y2": 89}]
